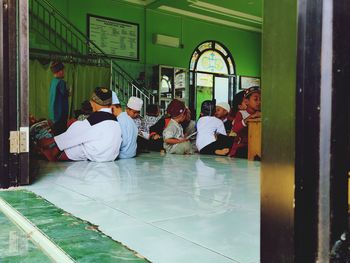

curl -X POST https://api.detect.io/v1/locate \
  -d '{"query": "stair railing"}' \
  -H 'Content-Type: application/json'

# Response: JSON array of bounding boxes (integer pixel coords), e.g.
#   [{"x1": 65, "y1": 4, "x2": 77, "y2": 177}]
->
[{"x1": 29, "y1": 0, "x2": 154, "y2": 112}]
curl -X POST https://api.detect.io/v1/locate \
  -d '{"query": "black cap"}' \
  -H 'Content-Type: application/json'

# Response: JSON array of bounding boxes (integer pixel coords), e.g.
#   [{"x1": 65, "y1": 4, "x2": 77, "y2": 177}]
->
[
  {"x1": 50, "y1": 62, "x2": 64, "y2": 73},
  {"x1": 201, "y1": 100, "x2": 216, "y2": 116},
  {"x1": 90, "y1": 87, "x2": 112, "y2": 106}
]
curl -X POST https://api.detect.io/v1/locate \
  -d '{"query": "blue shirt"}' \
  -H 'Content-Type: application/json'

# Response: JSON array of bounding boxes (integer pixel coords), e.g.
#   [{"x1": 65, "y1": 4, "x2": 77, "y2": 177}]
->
[
  {"x1": 49, "y1": 78, "x2": 69, "y2": 122},
  {"x1": 117, "y1": 112, "x2": 138, "y2": 159}
]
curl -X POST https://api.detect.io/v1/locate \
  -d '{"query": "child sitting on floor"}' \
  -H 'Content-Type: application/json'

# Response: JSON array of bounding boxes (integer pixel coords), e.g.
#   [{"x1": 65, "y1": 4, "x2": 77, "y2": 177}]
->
[
  {"x1": 141, "y1": 104, "x2": 162, "y2": 136},
  {"x1": 148, "y1": 114, "x2": 171, "y2": 152},
  {"x1": 163, "y1": 99, "x2": 192, "y2": 154},
  {"x1": 215, "y1": 102, "x2": 232, "y2": 134},
  {"x1": 196, "y1": 100, "x2": 234, "y2": 156},
  {"x1": 137, "y1": 104, "x2": 162, "y2": 152},
  {"x1": 228, "y1": 90, "x2": 247, "y2": 136},
  {"x1": 229, "y1": 86, "x2": 261, "y2": 158}
]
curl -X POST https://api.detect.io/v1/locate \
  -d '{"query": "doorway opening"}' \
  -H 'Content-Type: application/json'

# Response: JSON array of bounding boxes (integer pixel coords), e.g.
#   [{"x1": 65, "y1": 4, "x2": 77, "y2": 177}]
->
[{"x1": 189, "y1": 41, "x2": 236, "y2": 118}]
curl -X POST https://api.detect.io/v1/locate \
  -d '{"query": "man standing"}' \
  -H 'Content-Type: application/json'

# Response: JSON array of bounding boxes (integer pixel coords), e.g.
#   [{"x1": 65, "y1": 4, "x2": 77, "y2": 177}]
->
[{"x1": 49, "y1": 62, "x2": 69, "y2": 135}]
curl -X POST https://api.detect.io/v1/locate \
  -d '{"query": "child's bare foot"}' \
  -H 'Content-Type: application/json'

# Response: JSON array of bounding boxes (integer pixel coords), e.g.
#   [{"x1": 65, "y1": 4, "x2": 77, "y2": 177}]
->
[{"x1": 215, "y1": 148, "x2": 229, "y2": 156}]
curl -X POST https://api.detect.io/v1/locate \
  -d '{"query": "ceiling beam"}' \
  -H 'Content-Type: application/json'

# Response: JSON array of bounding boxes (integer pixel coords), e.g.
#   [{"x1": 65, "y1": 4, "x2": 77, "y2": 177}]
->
[{"x1": 145, "y1": 0, "x2": 167, "y2": 9}]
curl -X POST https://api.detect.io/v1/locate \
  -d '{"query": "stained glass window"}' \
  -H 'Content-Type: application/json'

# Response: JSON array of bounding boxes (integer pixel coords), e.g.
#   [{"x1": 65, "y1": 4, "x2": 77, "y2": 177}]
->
[
  {"x1": 196, "y1": 73, "x2": 213, "y2": 87},
  {"x1": 227, "y1": 57, "x2": 234, "y2": 74},
  {"x1": 190, "y1": 51, "x2": 199, "y2": 70},
  {"x1": 196, "y1": 50, "x2": 228, "y2": 74},
  {"x1": 215, "y1": 43, "x2": 228, "y2": 57},
  {"x1": 198, "y1": 42, "x2": 212, "y2": 52}
]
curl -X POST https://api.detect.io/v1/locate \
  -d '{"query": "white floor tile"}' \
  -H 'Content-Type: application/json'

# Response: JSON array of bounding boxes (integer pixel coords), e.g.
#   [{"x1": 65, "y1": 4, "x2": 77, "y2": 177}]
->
[{"x1": 26, "y1": 153, "x2": 260, "y2": 263}]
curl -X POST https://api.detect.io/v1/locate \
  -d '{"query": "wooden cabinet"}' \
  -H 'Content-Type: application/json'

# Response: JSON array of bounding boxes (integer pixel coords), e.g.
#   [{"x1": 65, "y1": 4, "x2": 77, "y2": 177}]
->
[{"x1": 152, "y1": 65, "x2": 188, "y2": 112}]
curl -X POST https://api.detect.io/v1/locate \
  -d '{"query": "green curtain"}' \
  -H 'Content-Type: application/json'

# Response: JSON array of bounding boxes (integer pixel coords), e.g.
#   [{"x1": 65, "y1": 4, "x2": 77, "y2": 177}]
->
[{"x1": 29, "y1": 60, "x2": 110, "y2": 119}]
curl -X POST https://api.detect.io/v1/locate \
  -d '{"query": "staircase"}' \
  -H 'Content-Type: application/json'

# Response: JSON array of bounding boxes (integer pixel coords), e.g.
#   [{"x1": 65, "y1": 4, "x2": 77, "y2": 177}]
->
[{"x1": 29, "y1": 0, "x2": 154, "y2": 114}]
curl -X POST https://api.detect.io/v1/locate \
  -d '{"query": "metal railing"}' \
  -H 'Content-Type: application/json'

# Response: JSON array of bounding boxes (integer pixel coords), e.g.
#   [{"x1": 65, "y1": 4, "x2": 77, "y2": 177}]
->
[{"x1": 29, "y1": 0, "x2": 154, "y2": 113}]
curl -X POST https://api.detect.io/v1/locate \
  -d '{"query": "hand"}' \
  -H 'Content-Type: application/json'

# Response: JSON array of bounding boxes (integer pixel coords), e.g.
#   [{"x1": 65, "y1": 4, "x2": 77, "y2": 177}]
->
[
  {"x1": 179, "y1": 138, "x2": 189, "y2": 143},
  {"x1": 250, "y1": 111, "x2": 261, "y2": 119},
  {"x1": 153, "y1": 134, "x2": 161, "y2": 140}
]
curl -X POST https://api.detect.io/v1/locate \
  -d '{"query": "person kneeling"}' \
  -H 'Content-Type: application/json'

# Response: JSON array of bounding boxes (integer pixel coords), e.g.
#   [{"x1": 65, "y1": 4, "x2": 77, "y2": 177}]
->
[
  {"x1": 39, "y1": 87, "x2": 122, "y2": 162},
  {"x1": 163, "y1": 99, "x2": 192, "y2": 155}
]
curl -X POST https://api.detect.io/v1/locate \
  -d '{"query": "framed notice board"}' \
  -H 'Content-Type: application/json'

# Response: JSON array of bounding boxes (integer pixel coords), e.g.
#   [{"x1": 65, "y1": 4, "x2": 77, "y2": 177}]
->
[{"x1": 87, "y1": 14, "x2": 139, "y2": 60}]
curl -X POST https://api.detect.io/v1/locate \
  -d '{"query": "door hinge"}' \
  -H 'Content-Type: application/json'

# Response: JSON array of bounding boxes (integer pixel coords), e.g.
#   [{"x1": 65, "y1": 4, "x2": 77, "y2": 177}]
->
[{"x1": 9, "y1": 127, "x2": 29, "y2": 154}]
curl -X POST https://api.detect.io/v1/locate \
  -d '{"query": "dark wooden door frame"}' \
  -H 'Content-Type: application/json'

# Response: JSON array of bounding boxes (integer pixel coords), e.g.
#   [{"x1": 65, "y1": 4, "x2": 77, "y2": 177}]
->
[
  {"x1": 295, "y1": 0, "x2": 349, "y2": 261},
  {"x1": 262, "y1": 0, "x2": 349, "y2": 262},
  {"x1": 0, "y1": 0, "x2": 29, "y2": 188},
  {"x1": 0, "y1": 0, "x2": 10, "y2": 188}
]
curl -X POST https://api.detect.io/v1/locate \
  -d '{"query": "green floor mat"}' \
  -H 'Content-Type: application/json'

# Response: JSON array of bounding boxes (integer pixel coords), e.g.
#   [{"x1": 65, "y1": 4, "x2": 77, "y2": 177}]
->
[
  {"x1": 0, "y1": 190, "x2": 149, "y2": 263},
  {"x1": 0, "y1": 210, "x2": 51, "y2": 263}
]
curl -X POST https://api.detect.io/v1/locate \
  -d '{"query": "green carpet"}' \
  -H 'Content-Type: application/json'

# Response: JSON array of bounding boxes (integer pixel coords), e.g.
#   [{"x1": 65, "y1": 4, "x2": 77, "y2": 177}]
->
[
  {"x1": 0, "y1": 190, "x2": 149, "y2": 263},
  {"x1": 0, "y1": 210, "x2": 50, "y2": 263}
]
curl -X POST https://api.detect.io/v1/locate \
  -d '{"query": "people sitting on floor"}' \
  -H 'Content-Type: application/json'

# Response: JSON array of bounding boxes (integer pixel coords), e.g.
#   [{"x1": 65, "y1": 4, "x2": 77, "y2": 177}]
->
[
  {"x1": 39, "y1": 87, "x2": 122, "y2": 162},
  {"x1": 137, "y1": 103, "x2": 162, "y2": 152},
  {"x1": 111, "y1": 93, "x2": 139, "y2": 159},
  {"x1": 230, "y1": 91, "x2": 247, "y2": 122},
  {"x1": 229, "y1": 86, "x2": 261, "y2": 158},
  {"x1": 67, "y1": 100, "x2": 93, "y2": 127},
  {"x1": 196, "y1": 100, "x2": 234, "y2": 156},
  {"x1": 74, "y1": 100, "x2": 93, "y2": 121},
  {"x1": 148, "y1": 113, "x2": 171, "y2": 152},
  {"x1": 228, "y1": 90, "x2": 247, "y2": 136},
  {"x1": 215, "y1": 102, "x2": 232, "y2": 134},
  {"x1": 163, "y1": 99, "x2": 192, "y2": 155},
  {"x1": 140, "y1": 104, "x2": 162, "y2": 138},
  {"x1": 148, "y1": 106, "x2": 197, "y2": 152},
  {"x1": 30, "y1": 118, "x2": 54, "y2": 157},
  {"x1": 182, "y1": 107, "x2": 197, "y2": 152}
]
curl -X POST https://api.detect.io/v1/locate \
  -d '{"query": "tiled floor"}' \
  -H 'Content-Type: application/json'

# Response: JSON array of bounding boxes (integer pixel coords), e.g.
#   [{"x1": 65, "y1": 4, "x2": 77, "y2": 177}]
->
[{"x1": 26, "y1": 153, "x2": 260, "y2": 263}]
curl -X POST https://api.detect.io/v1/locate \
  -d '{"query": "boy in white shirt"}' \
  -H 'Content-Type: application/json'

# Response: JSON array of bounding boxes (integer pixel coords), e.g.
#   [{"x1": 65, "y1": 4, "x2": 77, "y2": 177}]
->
[
  {"x1": 111, "y1": 93, "x2": 139, "y2": 159},
  {"x1": 196, "y1": 100, "x2": 234, "y2": 156},
  {"x1": 39, "y1": 87, "x2": 122, "y2": 162},
  {"x1": 163, "y1": 99, "x2": 192, "y2": 154}
]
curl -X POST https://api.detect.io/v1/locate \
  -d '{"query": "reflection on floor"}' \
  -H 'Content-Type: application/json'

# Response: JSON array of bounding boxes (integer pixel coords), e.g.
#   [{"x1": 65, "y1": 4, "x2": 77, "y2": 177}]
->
[
  {"x1": 0, "y1": 190, "x2": 148, "y2": 263},
  {"x1": 0, "y1": 211, "x2": 50, "y2": 262},
  {"x1": 26, "y1": 153, "x2": 260, "y2": 263}
]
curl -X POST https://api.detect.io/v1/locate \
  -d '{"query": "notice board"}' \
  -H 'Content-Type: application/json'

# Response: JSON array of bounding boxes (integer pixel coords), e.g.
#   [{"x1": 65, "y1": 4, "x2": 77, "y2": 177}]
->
[{"x1": 87, "y1": 14, "x2": 139, "y2": 60}]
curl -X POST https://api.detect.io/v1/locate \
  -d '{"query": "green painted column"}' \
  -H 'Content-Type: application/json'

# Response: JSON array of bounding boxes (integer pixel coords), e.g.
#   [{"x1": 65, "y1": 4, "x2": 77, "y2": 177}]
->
[{"x1": 261, "y1": 0, "x2": 297, "y2": 262}]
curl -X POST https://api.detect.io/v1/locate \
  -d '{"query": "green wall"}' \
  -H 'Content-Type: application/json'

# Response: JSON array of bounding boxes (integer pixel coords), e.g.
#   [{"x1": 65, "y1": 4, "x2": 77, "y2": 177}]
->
[
  {"x1": 29, "y1": 60, "x2": 110, "y2": 119},
  {"x1": 30, "y1": 0, "x2": 261, "y2": 83}
]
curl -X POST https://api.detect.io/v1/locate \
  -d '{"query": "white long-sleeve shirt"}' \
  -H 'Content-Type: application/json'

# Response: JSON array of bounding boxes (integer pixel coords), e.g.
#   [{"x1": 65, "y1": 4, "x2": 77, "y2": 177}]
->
[
  {"x1": 196, "y1": 116, "x2": 226, "y2": 151},
  {"x1": 54, "y1": 108, "x2": 122, "y2": 162}
]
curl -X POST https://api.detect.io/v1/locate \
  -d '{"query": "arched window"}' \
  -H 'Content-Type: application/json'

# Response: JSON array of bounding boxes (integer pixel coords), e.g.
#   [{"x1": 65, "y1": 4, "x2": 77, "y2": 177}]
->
[{"x1": 189, "y1": 41, "x2": 236, "y2": 118}]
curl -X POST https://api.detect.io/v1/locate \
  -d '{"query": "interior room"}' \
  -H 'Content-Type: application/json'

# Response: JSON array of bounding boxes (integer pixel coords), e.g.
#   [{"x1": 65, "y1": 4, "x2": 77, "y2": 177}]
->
[{"x1": 1, "y1": 0, "x2": 349, "y2": 262}]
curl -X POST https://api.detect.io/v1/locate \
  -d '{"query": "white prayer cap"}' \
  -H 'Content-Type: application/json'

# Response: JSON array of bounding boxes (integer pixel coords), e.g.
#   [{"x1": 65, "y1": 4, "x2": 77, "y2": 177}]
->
[
  {"x1": 112, "y1": 91, "x2": 120, "y2": 104},
  {"x1": 127, "y1": 96, "x2": 143, "y2": 111},
  {"x1": 216, "y1": 102, "x2": 230, "y2": 112}
]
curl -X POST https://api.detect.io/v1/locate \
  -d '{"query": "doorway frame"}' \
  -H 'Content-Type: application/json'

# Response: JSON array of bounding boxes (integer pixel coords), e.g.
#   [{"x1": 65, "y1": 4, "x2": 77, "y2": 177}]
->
[
  {"x1": 189, "y1": 40, "x2": 236, "y2": 117},
  {"x1": 0, "y1": 0, "x2": 29, "y2": 188},
  {"x1": 261, "y1": 0, "x2": 350, "y2": 262}
]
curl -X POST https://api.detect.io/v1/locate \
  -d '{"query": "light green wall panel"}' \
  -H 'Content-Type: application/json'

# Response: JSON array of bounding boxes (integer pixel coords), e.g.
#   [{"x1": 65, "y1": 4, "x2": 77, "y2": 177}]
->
[
  {"x1": 146, "y1": 9, "x2": 261, "y2": 77},
  {"x1": 30, "y1": 0, "x2": 261, "y2": 78}
]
